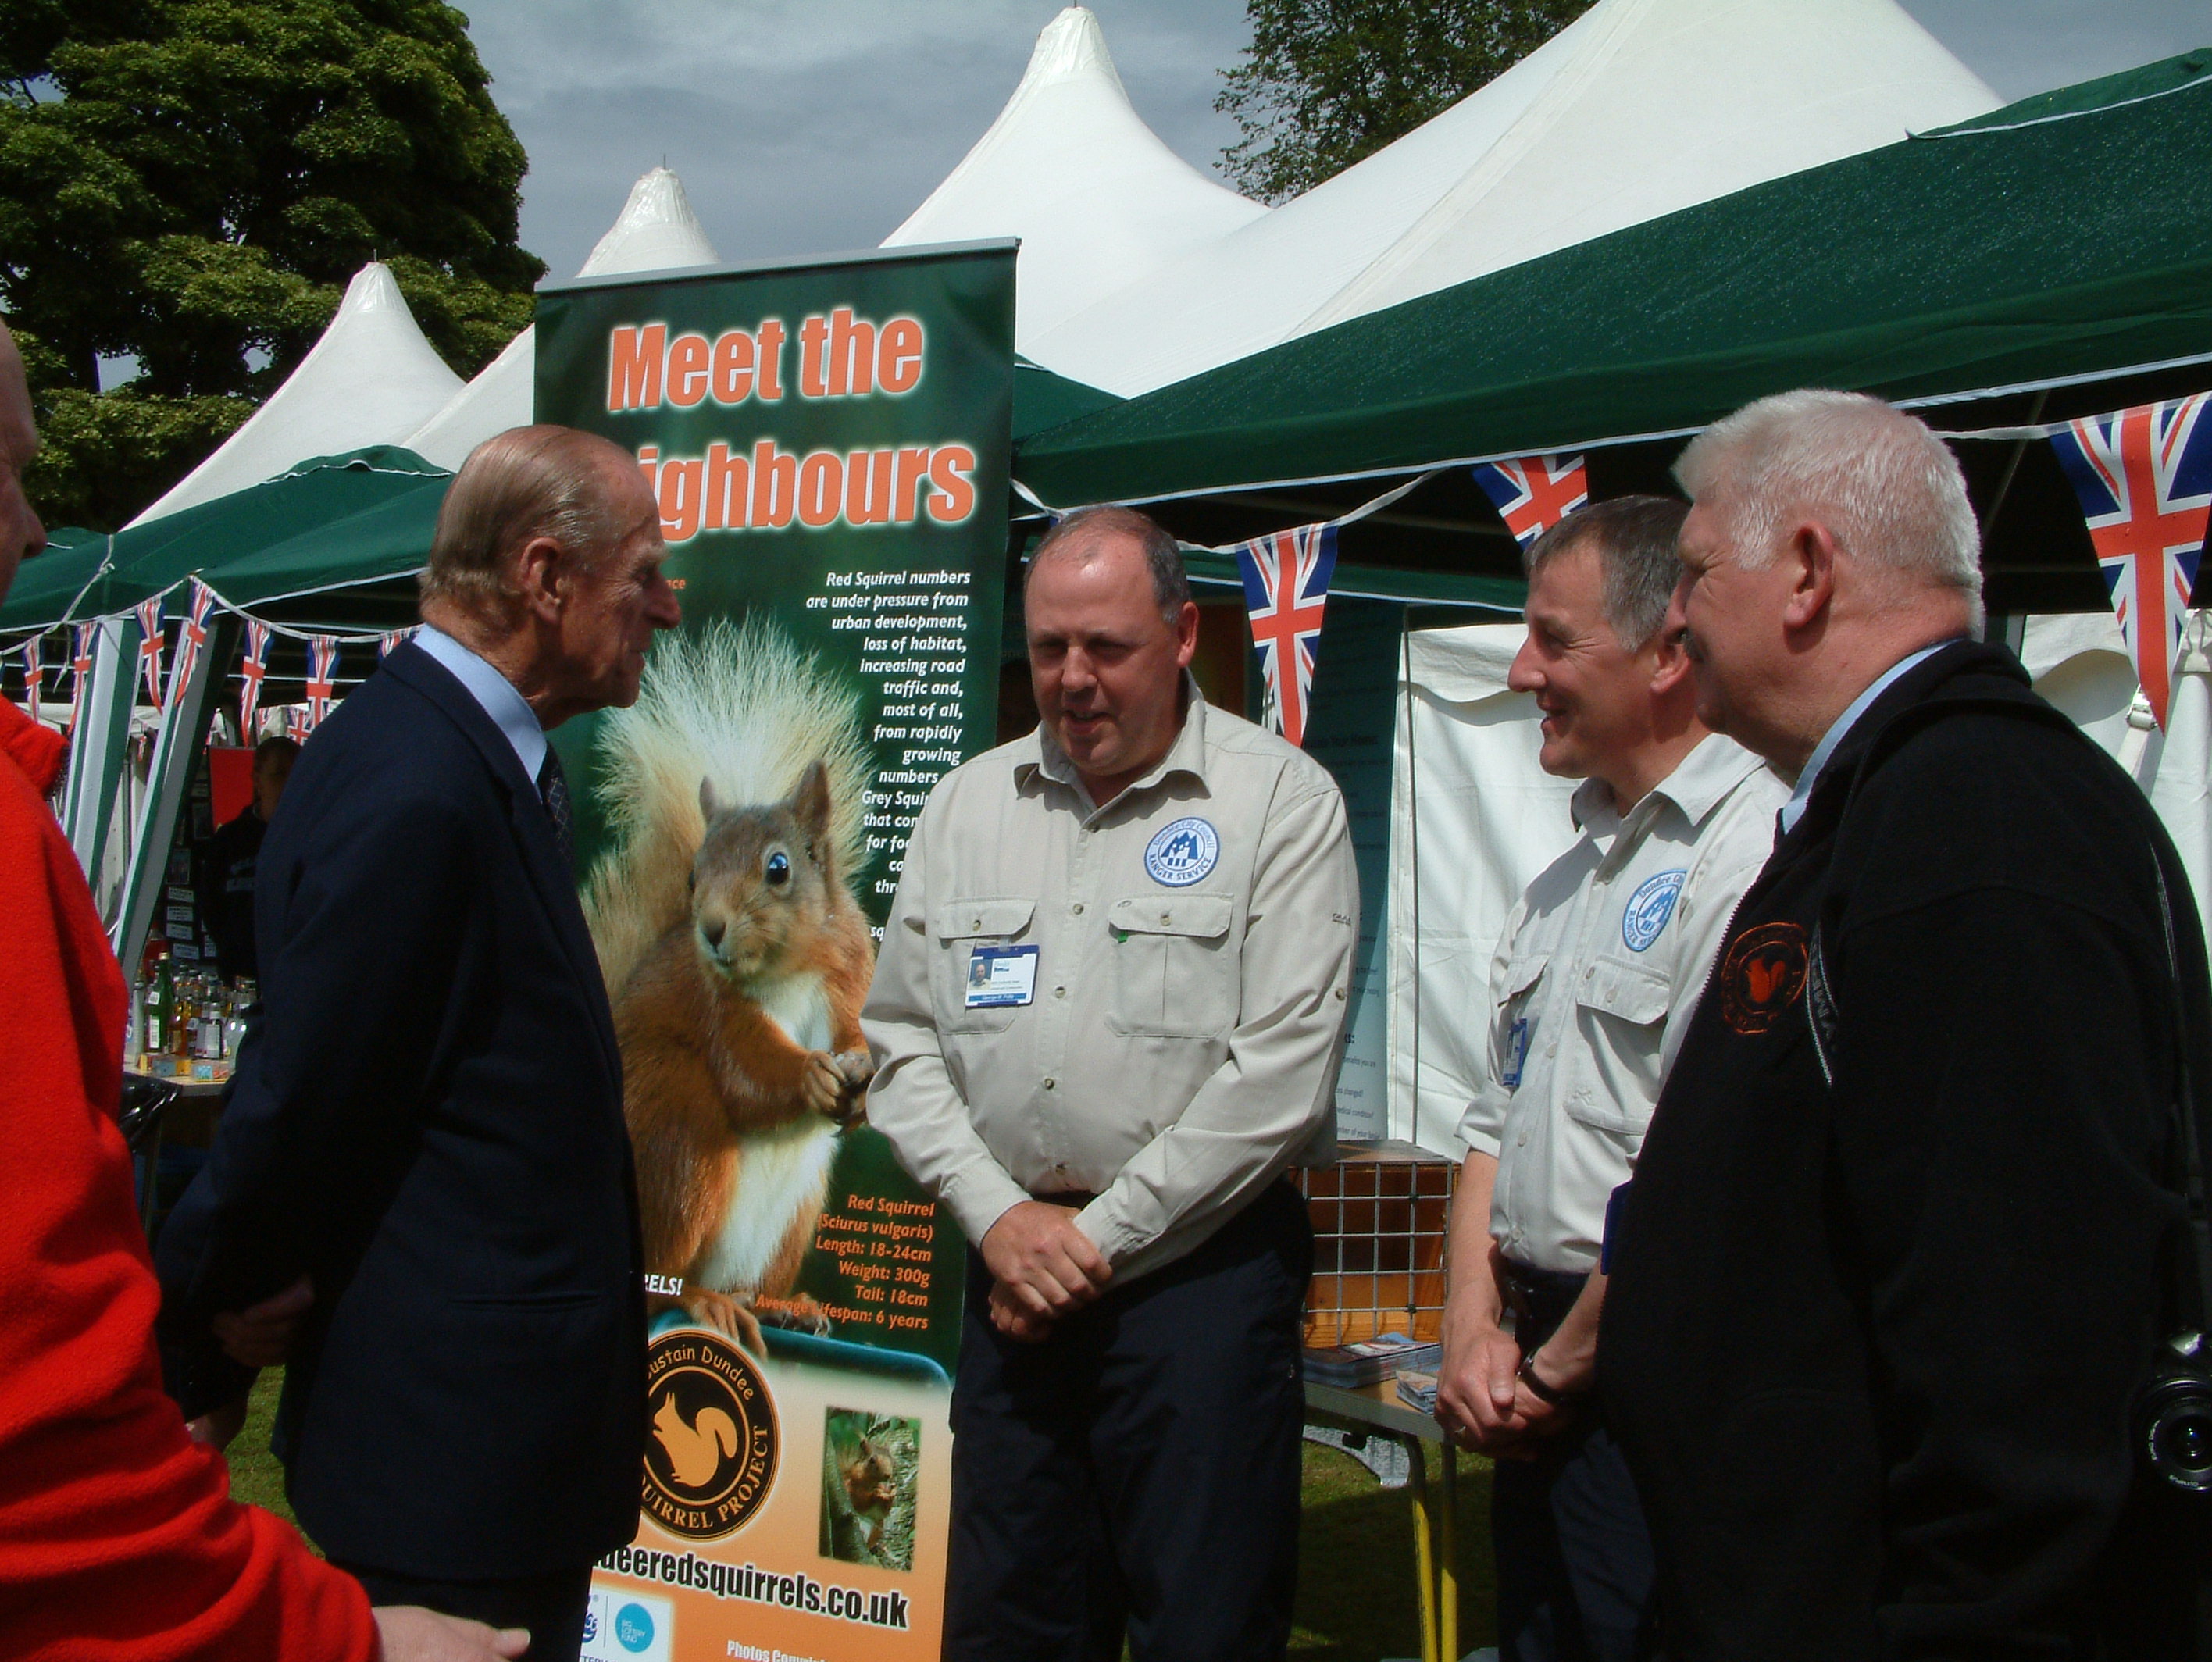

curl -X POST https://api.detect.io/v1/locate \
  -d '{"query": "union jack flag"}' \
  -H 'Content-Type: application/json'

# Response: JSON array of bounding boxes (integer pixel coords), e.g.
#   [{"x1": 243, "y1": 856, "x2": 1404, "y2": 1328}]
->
[
  {"x1": 1472, "y1": 454, "x2": 1590, "y2": 549},
  {"x1": 16, "y1": 636, "x2": 41, "y2": 722},
  {"x1": 70, "y1": 623, "x2": 95, "y2": 733},
  {"x1": 303, "y1": 636, "x2": 339, "y2": 730},
  {"x1": 238, "y1": 619, "x2": 273, "y2": 738},
  {"x1": 285, "y1": 704, "x2": 311, "y2": 744},
  {"x1": 134, "y1": 596, "x2": 166, "y2": 709},
  {"x1": 380, "y1": 627, "x2": 414, "y2": 658},
  {"x1": 166, "y1": 579, "x2": 217, "y2": 709},
  {"x1": 1233, "y1": 522, "x2": 1337, "y2": 749},
  {"x1": 2049, "y1": 395, "x2": 2212, "y2": 730}
]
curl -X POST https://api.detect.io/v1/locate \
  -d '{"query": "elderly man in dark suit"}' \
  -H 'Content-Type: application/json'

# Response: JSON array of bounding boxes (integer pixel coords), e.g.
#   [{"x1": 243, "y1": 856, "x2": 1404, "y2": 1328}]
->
[{"x1": 160, "y1": 425, "x2": 681, "y2": 1660}]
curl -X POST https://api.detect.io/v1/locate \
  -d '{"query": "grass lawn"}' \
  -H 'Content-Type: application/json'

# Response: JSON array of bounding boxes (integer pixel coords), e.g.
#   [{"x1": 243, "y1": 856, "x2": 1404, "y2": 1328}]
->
[{"x1": 226, "y1": 1373, "x2": 1498, "y2": 1659}]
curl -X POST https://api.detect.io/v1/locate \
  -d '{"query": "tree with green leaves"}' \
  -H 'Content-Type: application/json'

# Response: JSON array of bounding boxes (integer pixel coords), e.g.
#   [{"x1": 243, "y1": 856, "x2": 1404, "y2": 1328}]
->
[
  {"x1": 0, "y1": 0, "x2": 544, "y2": 528},
  {"x1": 1218, "y1": 0, "x2": 1591, "y2": 203}
]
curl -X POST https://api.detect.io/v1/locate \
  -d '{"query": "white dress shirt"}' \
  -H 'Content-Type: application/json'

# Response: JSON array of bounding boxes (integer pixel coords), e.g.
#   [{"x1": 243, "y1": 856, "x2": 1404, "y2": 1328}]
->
[{"x1": 1458, "y1": 733, "x2": 1789, "y2": 1273}]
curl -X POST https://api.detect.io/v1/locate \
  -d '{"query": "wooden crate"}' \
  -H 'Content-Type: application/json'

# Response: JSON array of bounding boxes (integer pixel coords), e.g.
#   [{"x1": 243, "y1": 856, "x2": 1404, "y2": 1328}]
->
[{"x1": 1297, "y1": 1140, "x2": 1457, "y2": 1347}]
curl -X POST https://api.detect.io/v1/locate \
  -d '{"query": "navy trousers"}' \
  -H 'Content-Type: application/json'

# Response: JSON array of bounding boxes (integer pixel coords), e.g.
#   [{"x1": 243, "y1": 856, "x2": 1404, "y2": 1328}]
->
[
  {"x1": 337, "y1": 1560, "x2": 593, "y2": 1662},
  {"x1": 944, "y1": 1182, "x2": 1312, "y2": 1662},
  {"x1": 1493, "y1": 1262, "x2": 1659, "y2": 1662}
]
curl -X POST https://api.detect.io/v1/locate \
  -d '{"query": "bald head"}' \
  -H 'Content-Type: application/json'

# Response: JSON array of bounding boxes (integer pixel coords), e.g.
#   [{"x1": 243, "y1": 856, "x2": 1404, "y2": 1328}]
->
[{"x1": 0, "y1": 319, "x2": 47, "y2": 608}]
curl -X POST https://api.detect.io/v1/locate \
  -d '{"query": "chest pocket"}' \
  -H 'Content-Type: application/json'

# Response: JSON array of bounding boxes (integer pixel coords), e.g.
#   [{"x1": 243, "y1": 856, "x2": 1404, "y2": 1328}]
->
[
  {"x1": 1105, "y1": 893, "x2": 1237, "y2": 1039},
  {"x1": 1565, "y1": 955, "x2": 1672, "y2": 1134},
  {"x1": 931, "y1": 898, "x2": 1037, "y2": 1033}
]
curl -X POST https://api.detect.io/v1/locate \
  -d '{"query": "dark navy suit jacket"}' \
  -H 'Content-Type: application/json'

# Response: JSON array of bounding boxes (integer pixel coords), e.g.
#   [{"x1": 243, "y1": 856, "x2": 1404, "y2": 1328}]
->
[{"x1": 159, "y1": 640, "x2": 647, "y2": 1579}]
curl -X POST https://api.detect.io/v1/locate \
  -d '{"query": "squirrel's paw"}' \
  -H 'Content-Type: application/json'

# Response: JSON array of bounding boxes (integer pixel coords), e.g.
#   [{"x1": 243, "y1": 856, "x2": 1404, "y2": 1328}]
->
[
  {"x1": 802, "y1": 1050, "x2": 848, "y2": 1118},
  {"x1": 758, "y1": 1292, "x2": 833, "y2": 1339},
  {"x1": 683, "y1": 1289, "x2": 766, "y2": 1359}
]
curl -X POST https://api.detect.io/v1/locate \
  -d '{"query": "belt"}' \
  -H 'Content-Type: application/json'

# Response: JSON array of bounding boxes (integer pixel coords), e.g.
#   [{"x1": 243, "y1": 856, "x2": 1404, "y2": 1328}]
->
[{"x1": 1500, "y1": 1259, "x2": 1588, "y2": 1349}]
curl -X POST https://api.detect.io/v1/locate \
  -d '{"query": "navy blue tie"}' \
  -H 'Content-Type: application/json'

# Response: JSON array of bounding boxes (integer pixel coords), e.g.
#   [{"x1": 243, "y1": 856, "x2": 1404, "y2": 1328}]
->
[{"x1": 537, "y1": 747, "x2": 574, "y2": 866}]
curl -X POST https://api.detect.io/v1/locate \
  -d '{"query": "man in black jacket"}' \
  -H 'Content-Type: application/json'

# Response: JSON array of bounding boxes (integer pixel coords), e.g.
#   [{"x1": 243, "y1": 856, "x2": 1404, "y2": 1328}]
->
[
  {"x1": 1601, "y1": 390, "x2": 2207, "y2": 1659},
  {"x1": 160, "y1": 426, "x2": 681, "y2": 1660}
]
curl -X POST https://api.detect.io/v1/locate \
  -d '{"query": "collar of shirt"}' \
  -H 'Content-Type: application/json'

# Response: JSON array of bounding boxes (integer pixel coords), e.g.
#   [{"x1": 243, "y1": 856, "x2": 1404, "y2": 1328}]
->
[
  {"x1": 1569, "y1": 731, "x2": 1766, "y2": 873},
  {"x1": 1017, "y1": 673, "x2": 1212, "y2": 821},
  {"x1": 414, "y1": 623, "x2": 548, "y2": 786},
  {"x1": 1778, "y1": 640, "x2": 1962, "y2": 834}
]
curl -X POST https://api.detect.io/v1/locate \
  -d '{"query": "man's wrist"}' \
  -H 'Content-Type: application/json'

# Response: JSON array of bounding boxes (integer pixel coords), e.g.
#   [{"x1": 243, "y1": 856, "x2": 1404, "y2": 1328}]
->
[{"x1": 1519, "y1": 1349, "x2": 1591, "y2": 1404}]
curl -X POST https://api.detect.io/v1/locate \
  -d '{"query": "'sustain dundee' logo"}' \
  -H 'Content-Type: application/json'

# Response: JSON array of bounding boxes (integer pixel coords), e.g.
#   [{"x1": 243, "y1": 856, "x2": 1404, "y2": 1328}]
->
[{"x1": 641, "y1": 1329, "x2": 778, "y2": 1541}]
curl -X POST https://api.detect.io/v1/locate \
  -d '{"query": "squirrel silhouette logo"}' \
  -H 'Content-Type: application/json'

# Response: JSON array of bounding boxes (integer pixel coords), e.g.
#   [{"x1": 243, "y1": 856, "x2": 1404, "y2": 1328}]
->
[
  {"x1": 653, "y1": 1393, "x2": 739, "y2": 1491},
  {"x1": 640, "y1": 1329, "x2": 777, "y2": 1539},
  {"x1": 583, "y1": 619, "x2": 877, "y2": 1353}
]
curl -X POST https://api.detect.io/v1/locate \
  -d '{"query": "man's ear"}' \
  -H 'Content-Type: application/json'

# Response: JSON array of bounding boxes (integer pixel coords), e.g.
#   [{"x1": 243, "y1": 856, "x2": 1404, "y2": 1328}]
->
[
  {"x1": 512, "y1": 534, "x2": 566, "y2": 624},
  {"x1": 1781, "y1": 521, "x2": 1838, "y2": 633},
  {"x1": 1171, "y1": 599, "x2": 1200, "y2": 671},
  {"x1": 1647, "y1": 624, "x2": 1694, "y2": 697}
]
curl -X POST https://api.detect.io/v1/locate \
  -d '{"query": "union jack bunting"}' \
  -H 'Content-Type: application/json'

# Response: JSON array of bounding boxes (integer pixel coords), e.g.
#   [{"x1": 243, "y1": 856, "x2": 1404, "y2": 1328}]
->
[
  {"x1": 2048, "y1": 394, "x2": 2212, "y2": 729},
  {"x1": 1233, "y1": 521, "x2": 1338, "y2": 749},
  {"x1": 380, "y1": 626, "x2": 415, "y2": 658},
  {"x1": 238, "y1": 619, "x2": 273, "y2": 738},
  {"x1": 70, "y1": 623, "x2": 95, "y2": 732},
  {"x1": 303, "y1": 636, "x2": 339, "y2": 730},
  {"x1": 133, "y1": 595, "x2": 166, "y2": 709},
  {"x1": 1472, "y1": 454, "x2": 1590, "y2": 549},
  {"x1": 16, "y1": 636, "x2": 41, "y2": 721},
  {"x1": 166, "y1": 579, "x2": 217, "y2": 708},
  {"x1": 285, "y1": 704, "x2": 311, "y2": 744}
]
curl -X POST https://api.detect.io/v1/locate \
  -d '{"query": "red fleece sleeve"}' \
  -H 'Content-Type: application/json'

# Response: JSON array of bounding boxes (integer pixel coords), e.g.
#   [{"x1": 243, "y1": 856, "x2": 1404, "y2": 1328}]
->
[{"x1": 0, "y1": 754, "x2": 377, "y2": 1662}]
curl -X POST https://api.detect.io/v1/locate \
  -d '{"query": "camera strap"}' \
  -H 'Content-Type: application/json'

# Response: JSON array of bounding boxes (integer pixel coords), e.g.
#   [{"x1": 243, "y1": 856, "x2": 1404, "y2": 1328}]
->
[{"x1": 2150, "y1": 851, "x2": 2212, "y2": 1337}]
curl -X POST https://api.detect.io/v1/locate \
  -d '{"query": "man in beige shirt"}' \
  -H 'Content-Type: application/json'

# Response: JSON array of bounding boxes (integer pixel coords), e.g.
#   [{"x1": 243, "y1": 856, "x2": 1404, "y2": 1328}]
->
[
  {"x1": 1437, "y1": 498, "x2": 1785, "y2": 1662},
  {"x1": 865, "y1": 505, "x2": 1356, "y2": 1662}
]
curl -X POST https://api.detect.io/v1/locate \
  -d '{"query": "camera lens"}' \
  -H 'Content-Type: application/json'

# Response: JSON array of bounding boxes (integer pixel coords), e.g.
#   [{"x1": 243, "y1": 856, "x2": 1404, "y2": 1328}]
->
[{"x1": 2146, "y1": 1393, "x2": 2212, "y2": 1493}]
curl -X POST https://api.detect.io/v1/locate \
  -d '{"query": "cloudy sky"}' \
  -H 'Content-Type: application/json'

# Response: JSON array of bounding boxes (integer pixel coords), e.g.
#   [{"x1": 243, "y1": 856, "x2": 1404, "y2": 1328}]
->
[{"x1": 460, "y1": 1, "x2": 2209, "y2": 280}]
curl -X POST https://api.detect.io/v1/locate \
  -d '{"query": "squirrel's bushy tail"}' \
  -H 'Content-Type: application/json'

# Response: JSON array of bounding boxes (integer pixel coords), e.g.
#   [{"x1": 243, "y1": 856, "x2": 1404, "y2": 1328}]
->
[{"x1": 583, "y1": 617, "x2": 871, "y2": 996}]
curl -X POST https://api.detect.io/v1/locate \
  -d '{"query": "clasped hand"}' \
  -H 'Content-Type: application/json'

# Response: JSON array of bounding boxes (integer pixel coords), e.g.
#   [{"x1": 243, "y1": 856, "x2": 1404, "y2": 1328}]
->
[
  {"x1": 184, "y1": 1274, "x2": 315, "y2": 1450},
  {"x1": 979, "y1": 1201, "x2": 1111, "y2": 1343},
  {"x1": 1433, "y1": 1322, "x2": 1582, "y2": 1459}
]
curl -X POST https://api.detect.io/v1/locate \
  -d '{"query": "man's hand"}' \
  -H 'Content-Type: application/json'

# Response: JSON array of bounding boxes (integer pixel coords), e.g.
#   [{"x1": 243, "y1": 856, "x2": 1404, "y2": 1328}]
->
[
  {"x1": 371, "y1": 1607, "x2": 529, "y2": 1661},
  {"x1": 1436, "y1": 1317, "x2": 1532, "y2": 1453},
  {"x1": 212, "y1": 1274, "x2": 313, "y2": 1369},
  {"x1": 987, "y1": 1279, "x2": 1054, "y2": 1343},
  {"x1": 979, "y1": 1201, "x2": 1111, "y2": 1324},
  {"x1": 185, "y1": 1396, "x2": 248, "y2": 1451}
]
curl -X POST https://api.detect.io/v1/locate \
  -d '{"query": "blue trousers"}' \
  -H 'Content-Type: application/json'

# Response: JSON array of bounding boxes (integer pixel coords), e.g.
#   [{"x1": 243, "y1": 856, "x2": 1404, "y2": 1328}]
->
[
  {"x1": 1493, "y1": 1263, "x2": 1659, "y2": 1662},
  {"x1": 944, "y1": 1182, "x2": 1312, "y2": 1662}
]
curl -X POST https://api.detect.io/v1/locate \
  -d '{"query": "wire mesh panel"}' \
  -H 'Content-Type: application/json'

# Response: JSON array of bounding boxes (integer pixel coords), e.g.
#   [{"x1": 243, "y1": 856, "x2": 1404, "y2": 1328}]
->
[{"x1": 1297, "y1": 1141, "x2": 1457, "y2": 1348}]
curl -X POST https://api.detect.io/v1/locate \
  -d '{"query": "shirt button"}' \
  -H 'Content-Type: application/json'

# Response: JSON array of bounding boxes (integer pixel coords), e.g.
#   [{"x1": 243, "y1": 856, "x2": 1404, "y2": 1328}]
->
[
  {"x1": 1071, "y1": 902, "x2": 1085, "y2": 915},
  {"x1": 1547, "y1": 1044, "x2": 1557, "y2": 1058},
  {"x1": 1043, "y1": 1076, "x2": 1057, "y2": 1090},
  {"x1": 1054, "y1": 986, "x2": 1066, "y2": 999}
]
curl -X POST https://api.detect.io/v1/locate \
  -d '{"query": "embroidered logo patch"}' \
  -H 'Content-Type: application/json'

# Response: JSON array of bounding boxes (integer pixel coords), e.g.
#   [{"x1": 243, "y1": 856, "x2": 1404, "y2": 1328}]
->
[
  {"x1": 1145, "y1": 817, "x2": 1219, "y2": 886},
  {"x1": 1621, "y1": 869, "x2": 1686, "y2": 953},
  {"x1": 1718, "y1": 921, "x2": 1808, "y2": 1035}
]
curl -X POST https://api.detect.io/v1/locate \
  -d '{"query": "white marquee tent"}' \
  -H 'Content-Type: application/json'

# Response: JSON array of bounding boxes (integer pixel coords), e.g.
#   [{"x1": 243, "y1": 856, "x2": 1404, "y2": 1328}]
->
[
  {"x1": 409, "y1": 166, "x2": 722, "y2": 469},
  {"x1": 1383, "y1": 615, "x2": 2212, "y2": 1154},
  {"x1": 129, "y1": 263, "x2": 462, "y2": 526},
  {"x1": 1026, "y1": 0, "x2": 2000, "y2": 397},
  {"x1": 880, "y1": 5, "x2": 1266, "y2": 352}
]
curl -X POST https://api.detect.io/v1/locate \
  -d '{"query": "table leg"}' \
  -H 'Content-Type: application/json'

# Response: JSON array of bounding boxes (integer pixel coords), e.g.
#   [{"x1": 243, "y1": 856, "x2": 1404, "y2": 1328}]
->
[
  {"x1": 1440, "y1": 1446, "x2": 1458, "y2": 1662},
  {"x1": 1406, "y1": 1435, "x2": 1439, "y2": 1662}
]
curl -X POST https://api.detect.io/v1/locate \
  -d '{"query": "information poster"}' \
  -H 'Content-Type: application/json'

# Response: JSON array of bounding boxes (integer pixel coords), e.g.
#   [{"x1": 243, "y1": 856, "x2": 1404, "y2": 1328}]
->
[{"x1": 534, "y1": 241, "x2": 1014, "y2": 1662}]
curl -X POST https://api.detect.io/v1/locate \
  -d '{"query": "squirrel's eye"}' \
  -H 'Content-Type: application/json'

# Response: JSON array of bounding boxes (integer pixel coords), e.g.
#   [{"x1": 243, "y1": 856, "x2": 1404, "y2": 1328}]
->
[{"x1": 766, "y1": 851, "x2": 791, "y2": 885}]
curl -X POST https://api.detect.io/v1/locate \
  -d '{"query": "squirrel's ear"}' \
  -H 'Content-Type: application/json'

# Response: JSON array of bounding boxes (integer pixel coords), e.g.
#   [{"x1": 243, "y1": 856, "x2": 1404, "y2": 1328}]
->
[
  {"x1": 793, "y1": 761, "x2": 833, "y2": 843},
  {"x1": 699, "y1": 776, "x2": 719, "y2": 819}
]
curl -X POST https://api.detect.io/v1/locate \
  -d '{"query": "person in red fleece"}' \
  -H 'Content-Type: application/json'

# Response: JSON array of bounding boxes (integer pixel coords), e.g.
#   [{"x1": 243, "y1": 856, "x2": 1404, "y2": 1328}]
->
[{"x1": 0, "y1": 321, "x2": 528, "y2": 1662}]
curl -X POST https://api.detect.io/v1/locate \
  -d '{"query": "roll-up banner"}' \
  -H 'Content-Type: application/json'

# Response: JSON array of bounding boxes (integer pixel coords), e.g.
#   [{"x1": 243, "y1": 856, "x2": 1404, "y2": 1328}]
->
[{"x1": 534, "y1": 240, "x2": 1015, "y2": 1662}]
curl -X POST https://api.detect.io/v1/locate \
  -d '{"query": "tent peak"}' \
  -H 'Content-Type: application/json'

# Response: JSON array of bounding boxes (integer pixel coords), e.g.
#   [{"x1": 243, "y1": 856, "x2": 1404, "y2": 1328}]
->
[
  {"x1": 1022, "y1": 8, "x2": 1122, "y2": 95},
  {"x1": 579, "y1": 166, "x2": 720, "y2": 278}
]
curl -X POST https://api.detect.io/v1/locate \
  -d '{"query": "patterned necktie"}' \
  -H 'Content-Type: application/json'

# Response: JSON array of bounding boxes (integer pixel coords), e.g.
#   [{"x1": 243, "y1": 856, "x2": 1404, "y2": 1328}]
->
[{"x1": 537, "y1": 746, "x2": 574, "y2": 867}]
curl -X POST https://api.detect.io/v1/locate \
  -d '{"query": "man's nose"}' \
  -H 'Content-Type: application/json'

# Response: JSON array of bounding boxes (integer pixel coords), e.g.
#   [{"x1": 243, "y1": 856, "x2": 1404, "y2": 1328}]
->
[{"x1": 1505, "y1": 634, "x2": 1543, "y2": 694}]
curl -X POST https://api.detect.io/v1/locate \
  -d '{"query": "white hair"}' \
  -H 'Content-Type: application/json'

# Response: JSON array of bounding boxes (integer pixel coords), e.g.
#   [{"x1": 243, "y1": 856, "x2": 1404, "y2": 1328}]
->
[{"x1": 1675, "y1": 390, "x2": 1984, "y2": 630}]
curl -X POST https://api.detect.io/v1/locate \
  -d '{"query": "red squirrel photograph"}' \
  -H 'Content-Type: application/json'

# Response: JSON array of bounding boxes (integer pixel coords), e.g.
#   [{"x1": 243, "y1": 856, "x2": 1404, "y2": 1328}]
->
[{"x1": 583, "y1": 618, "x2": 877, "y2": 1353}]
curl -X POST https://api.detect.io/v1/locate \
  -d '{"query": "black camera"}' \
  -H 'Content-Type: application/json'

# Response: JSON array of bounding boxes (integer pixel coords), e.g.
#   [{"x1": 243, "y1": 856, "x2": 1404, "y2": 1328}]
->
[{"x1": 2137, "y1": 1332, "x2": 2212, "y2": 1495}]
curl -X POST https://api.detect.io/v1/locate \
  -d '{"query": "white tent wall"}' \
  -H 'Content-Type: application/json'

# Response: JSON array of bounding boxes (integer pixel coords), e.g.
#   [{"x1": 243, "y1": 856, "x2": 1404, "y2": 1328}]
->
[
  {"x1": 407, "y1": 166, "x2": 721, "y2": 470},
  {"x1": 880, "y1": 5, "x2": 1265, "y2": 353},
  {"x1": 1382, "y1": 615, "x2": 2212, "y2": 1157},
  {"x1": 129, "y1": 265, "x2": 462, "y2": 526},
  {"x1": 1026, "y1": 0, "x2": 1998, "y2": 398}
]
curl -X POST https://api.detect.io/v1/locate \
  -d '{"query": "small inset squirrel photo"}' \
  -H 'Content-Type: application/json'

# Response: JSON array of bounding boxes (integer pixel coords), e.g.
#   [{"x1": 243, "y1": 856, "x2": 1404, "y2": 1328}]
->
[
  {"x1": 583, "y1": 619, "x2": 878, "y2": 1354},
  {"x1": 820, "y1": 1408, "x2": 919, "y2": 1571}
]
